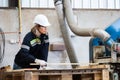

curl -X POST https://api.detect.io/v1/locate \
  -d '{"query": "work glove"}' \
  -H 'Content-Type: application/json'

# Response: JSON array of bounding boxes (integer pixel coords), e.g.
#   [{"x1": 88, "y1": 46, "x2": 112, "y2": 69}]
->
[{"x1": 35, "y1": 59, "x2": 47, "y2": 66}]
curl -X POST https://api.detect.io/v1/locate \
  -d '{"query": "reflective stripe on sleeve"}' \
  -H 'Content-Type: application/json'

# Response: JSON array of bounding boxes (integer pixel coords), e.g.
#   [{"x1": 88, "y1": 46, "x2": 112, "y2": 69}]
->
[
  {"x1": 44, "y1": 39, "x2": 49, "y2": 43},
  {"x1": 21, "y1": 45, "x2": 30, "y2": 50}
]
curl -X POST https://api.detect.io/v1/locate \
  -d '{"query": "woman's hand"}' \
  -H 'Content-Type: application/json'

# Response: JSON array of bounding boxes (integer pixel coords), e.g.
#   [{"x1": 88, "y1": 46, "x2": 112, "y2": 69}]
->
[{"x1": 35, "y1": 59, "x2": 47, "y2": 66}]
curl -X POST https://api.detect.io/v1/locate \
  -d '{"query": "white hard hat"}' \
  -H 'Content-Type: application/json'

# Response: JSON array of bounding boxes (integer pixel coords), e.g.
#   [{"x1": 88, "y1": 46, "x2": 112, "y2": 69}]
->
[{"x1": 33, "y1": 14, "x2": 51, "y2": 27}]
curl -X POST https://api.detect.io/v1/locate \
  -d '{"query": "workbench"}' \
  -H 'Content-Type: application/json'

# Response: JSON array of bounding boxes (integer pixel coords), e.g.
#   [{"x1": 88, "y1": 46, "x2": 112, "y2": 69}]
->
[{"x1": 1, "y1": 64, "x2": 110, "y2": 80}]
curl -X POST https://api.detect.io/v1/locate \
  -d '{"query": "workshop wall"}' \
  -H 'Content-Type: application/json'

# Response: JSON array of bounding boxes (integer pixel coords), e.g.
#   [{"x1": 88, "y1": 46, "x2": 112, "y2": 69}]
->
[{"x1": 0, "y1": 8, "x2": 120, "y2": 69}]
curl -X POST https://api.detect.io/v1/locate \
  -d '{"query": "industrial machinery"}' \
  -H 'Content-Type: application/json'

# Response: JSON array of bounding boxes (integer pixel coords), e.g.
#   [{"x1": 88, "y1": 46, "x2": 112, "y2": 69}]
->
[
  {"x1": 89, "y1": 18, "x2": 120, "y2": 80},
  {"x1": 89, "y1": 18, "x2": 120, "y2": 63}
]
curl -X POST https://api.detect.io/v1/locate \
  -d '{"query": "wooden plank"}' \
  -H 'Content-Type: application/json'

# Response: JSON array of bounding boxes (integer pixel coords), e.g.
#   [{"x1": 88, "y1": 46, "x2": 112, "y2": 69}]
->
[
  {"x1": 77, "y1": 64, "x2": 110, "y2": 69},
  {"x1": 94, "y1": 73, "x2": 101, "y2": 80},
  {"x1": 102, "y1": 69, "x2": 109, "y2": 80},
  {"x1": 25, "y1": 72, "x2": 32, "y2": 80},
  {"x1": 61, "y1": 74, "x2": 72, "y2": 80},
  {"x1": 25, "y1": 72, "x2": 39, "y2": 80},
  {"x1": 3, "y1": 74, "x2": 12, "y2": 80},
  {"x1": 3, "y1": 72, "x2": 23, "y2": 80},
  {"x1": 30, "y1": 62, "x2": 100, "y2": 66},
  {"x1": 12, "y1": 73, "x2": 24, "y2": 80}
]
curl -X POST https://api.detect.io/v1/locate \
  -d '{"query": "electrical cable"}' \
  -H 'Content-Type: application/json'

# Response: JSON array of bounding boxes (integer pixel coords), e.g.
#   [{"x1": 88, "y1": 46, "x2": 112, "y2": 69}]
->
[{"x1": 0, "y1": 28, "x2": 5, "y2": 63}]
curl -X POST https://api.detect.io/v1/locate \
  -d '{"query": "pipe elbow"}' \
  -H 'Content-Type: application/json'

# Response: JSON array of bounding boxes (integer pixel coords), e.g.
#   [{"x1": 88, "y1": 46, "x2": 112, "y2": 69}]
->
[{"x1": 90, "y1": 28, "x2": 110, "y2": 41}]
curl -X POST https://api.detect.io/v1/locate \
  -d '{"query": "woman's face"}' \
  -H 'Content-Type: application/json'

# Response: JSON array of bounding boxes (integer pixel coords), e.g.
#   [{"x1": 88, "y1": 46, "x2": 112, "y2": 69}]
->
[{"x1": 38, "y1": 26, "x2": 47, "y2": 34}]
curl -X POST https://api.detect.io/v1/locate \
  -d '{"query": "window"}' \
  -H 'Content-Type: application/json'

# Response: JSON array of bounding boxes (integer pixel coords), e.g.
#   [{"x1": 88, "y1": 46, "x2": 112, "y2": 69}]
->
[
  {"x1": 9, "y1": 0, "x2": 18, "y2": 7},
  {"x1": 0, "y1": 0, "x2": 120, "y2": 9}
]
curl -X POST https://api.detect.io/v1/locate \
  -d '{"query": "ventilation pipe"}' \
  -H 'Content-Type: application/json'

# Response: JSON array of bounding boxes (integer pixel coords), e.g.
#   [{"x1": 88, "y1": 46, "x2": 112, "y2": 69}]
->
[
  {"x1": 63, "y1": 0, "x2": 114, "y2": 47},
  {"x1": 54, "y1": 0, "x2": 114, "y2": 68},
  {"x1": 54, "y1": 0, "x2": 78, "y2": 68}
]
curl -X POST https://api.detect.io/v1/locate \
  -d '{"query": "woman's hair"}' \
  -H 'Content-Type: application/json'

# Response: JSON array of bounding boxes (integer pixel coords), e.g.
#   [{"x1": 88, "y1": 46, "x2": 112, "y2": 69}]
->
[
  {"x1": 31, "y1": 24, "x2": 41, "y2": 37},
  {"x1": 31, "y1": 25, "x2": 36, "y2": 32}
]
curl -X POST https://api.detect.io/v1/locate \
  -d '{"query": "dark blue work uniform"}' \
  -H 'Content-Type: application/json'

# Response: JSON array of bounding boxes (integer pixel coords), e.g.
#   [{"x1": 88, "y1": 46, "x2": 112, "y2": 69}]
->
[{"x1": 14, "y1": 32, "x2": 49, "y2": 69}]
